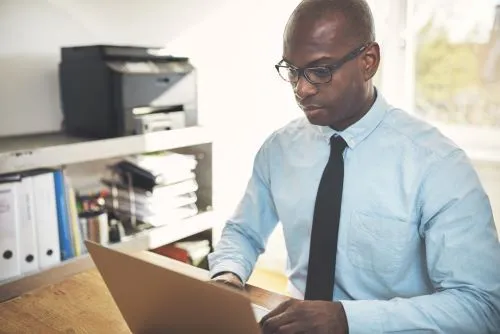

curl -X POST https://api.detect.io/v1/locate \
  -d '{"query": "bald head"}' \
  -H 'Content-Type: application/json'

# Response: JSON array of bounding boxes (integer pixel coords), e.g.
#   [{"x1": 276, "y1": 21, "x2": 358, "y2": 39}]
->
[
  {"x1": 287, "y1": 0, "x2": 375, "y2": 46},
  {"x1": 280, "y1": 0, "x2": 380, "y2": 130}
]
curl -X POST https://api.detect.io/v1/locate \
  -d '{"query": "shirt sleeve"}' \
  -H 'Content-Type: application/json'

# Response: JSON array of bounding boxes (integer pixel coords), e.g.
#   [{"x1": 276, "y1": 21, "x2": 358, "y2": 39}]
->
[
  {"x1": 341, "y1": 149, "x2": 500, "y2": 334},
  {"x1": 208, "y1": 139, "x2": 280, "y2": 282}
]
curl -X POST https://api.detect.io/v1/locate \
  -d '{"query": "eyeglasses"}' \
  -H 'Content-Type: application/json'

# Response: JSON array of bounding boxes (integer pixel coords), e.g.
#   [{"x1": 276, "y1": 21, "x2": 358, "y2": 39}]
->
[{"x1": 275, "y1": 43, "x2": 371, "y2": 85}]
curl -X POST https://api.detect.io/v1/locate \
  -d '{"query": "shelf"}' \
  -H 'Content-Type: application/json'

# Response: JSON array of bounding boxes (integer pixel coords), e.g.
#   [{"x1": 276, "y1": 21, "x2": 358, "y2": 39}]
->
[
  {"x1": 111, "y1": 210, "x2": 217, "y2": 252},
  {"x1": 0, "y1": 211, "x2": 218, "y2": 302},
  {"x1": 0, "y1": 126, "x2": 212, "y2": 174}
]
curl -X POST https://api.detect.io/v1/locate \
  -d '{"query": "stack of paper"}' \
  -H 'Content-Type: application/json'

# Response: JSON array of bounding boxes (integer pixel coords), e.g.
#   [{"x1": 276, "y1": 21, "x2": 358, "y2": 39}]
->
[{"x1": 102, "y1": 151, "x2": 199, "y2": 227}]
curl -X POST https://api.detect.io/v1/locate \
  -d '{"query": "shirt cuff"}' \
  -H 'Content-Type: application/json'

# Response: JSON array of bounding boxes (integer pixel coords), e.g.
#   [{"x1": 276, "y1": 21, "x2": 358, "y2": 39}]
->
[
  {"x1": 209, "y1": 262, "x2": 249, "y2": 283},
  {"x1": 340, "y1": 300, "x2": 384, "y2": 334}
]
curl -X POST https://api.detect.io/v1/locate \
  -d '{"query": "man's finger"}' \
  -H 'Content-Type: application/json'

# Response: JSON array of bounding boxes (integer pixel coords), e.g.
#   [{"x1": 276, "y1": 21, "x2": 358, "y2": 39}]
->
[
  {"x1": 260, "y1": 310, "x2": 296, "y2": 334},
  {"x1": 259, "y1": 299, "x2": 295, "y2": 327},
  {"x1": 259, "y1": 299, "x2": 294, "y2": 326}
]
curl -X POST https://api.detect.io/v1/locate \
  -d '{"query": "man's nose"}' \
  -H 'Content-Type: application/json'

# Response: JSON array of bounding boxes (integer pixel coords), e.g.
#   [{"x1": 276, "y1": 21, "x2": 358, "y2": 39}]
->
[{"x1": 294, "y1": 75, "x2": 317, "y2": 100}]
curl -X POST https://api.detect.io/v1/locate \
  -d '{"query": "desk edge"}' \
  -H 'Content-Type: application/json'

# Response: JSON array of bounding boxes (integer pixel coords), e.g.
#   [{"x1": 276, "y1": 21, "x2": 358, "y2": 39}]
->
[{"x1": 0, "y1": 255, "x2": 95, "y2": 303}]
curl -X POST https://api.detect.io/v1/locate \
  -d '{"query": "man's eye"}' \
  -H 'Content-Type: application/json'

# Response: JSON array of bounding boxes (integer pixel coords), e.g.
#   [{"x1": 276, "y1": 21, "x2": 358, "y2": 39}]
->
[{"x1": 308, "y1": 67, "x2": 331, "y2": 78}]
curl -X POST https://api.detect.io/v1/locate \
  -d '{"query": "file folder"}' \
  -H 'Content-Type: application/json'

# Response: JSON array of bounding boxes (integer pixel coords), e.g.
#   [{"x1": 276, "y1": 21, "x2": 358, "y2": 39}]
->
[
  {"x1": 32, "y1": 171, "x2": 61, "y2": 269},
  {"x1": 0, "y1": 181, "x2": 21, "y2": 281},
  {"x1": 54, "y1": 170, "x2": 74, "y2": 261},
  {"x1": 18, "y1": 175, "x2": 39, "y2": 274}
]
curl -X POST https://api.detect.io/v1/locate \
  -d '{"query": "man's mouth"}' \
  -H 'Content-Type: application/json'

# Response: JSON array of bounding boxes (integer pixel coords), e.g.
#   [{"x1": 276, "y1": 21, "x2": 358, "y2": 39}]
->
[{"x1": 301, "y1": 105, "x2": 323, "y2": 112}]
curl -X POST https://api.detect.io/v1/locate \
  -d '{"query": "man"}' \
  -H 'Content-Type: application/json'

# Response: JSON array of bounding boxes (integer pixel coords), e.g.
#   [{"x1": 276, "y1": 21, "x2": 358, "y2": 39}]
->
[{"x1": 208, "y1": 0, "x2": 500, "y2": 333}]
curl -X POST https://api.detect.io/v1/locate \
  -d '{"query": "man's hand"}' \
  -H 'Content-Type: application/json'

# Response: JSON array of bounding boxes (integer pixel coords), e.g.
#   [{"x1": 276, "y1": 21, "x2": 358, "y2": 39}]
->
[
  {"x1": 260, "y1": 299, "x2": 348, "y2": 334},
  {"x1": 210, "y1": 272, "x2": 245, "y2": 290}
]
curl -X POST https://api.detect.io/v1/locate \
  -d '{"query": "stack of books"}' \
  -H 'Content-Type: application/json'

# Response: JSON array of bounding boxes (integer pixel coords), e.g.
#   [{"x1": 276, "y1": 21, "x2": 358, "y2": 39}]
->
[{"x1": 102, "y1": 151, "x2": 199, "y2": 228}]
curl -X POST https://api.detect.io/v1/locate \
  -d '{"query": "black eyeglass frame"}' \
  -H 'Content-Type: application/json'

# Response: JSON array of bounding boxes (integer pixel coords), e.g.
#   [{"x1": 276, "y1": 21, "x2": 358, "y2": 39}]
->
[{"x1": 275, "y1": 42, "x2": 372, "y2": 84}]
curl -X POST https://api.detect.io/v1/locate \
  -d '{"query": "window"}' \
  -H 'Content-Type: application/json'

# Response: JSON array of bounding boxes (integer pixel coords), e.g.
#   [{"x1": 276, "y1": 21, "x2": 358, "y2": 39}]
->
[
  {"x1": 414, "y1": 0, "x2": 500, "y2": 127},
  {"x1": 404, "y1": 0, "x2": 500, "y2": 158}
]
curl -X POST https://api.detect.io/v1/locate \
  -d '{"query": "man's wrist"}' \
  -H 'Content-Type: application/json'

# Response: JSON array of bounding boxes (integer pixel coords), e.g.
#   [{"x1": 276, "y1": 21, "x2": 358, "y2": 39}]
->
[
  {"x1": 211, "y1": 271, "x2": 243, "y2": 283},
  {"x1": 211, "y1": 271, "x2": 244, "y2": 289}
]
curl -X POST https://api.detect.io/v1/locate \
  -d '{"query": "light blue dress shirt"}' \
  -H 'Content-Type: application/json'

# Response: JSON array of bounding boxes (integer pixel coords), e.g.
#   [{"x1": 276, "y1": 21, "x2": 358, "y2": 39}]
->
[{"x1": 208, "y1": 92, "x2": 500, "y2": 333}]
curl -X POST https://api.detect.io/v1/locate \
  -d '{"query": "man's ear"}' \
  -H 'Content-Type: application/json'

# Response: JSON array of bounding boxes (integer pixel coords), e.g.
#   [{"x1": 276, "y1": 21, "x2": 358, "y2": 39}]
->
[{"x1": 362, "y1": 42, "x2": 380, "y2": 81}]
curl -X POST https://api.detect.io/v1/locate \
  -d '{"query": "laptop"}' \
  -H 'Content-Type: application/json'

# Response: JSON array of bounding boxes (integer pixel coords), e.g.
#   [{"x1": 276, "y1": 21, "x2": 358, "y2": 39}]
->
[{"x1": 85, "y1": 240, "x2": 269, "y2": 334}]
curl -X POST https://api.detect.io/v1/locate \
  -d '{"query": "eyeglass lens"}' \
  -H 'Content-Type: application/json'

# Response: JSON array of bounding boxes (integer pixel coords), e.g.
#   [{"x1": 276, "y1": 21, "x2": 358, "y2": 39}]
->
[{"x1": 278, "y1": 67, "x2": 332, "y2": 84}]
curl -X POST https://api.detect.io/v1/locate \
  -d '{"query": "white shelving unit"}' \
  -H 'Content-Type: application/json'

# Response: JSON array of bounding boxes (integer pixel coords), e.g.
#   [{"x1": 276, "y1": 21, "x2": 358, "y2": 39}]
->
[
  {"x1": 0, "y1": 126, "x2": 216, "y2": 285},
  {"x1": 0, "y1": 126, "x2": 212, "y2": 174}
]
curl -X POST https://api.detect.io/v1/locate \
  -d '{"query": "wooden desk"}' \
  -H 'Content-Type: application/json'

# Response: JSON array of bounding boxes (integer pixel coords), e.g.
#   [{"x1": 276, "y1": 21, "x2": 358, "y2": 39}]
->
[{"x1": 0, "y1": 256, "x2": 289, "y2": 333}]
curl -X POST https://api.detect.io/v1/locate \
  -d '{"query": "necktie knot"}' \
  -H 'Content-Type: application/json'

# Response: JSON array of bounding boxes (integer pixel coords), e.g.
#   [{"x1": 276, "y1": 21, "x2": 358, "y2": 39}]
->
[{"x1": 330, "y1": 135, "x2": 347, "y2": 154}]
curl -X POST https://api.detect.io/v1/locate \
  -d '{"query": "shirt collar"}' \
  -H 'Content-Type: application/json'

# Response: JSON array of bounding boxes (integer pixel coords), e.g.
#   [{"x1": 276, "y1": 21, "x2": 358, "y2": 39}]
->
[{"x1": 311, "y1": 88, "x2": 390, "y2": 149}]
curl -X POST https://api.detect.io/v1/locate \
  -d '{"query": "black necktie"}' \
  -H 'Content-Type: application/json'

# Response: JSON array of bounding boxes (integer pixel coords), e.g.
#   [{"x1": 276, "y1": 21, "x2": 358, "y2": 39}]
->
[{"x1": 305, "y1": 135, "x2": 347, "y2": 301}]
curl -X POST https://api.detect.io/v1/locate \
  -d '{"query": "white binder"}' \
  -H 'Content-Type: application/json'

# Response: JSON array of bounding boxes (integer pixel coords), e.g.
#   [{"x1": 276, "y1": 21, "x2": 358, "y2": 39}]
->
[
  {"x1": 0, "y1": 181, "x2": 21, "y2": 282},
  {"x1": 18, "y1": 175, "x2": 39, "y2": 274},
  {"x1": 32, "y1": 171, "x2": 61, "y2": 269}
]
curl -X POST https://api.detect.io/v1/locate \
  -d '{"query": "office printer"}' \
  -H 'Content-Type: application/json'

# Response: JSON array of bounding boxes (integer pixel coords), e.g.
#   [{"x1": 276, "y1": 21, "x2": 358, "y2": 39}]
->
[{"x1": 59, "y1": 45, "x2": 197, "y2": 138}]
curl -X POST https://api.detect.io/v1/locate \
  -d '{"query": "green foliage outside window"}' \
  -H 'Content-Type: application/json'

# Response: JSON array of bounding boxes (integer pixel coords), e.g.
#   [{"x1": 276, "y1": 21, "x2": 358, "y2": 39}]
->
[{"x1": 415, "y1": 11, "x2": 500, "y2": 127}]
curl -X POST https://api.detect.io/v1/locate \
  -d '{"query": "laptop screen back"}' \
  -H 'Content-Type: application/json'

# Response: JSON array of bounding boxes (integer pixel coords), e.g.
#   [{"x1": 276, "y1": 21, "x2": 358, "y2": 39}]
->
[{"x1": 85, "y1": 241, "x2": 262, "y2": 334}]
